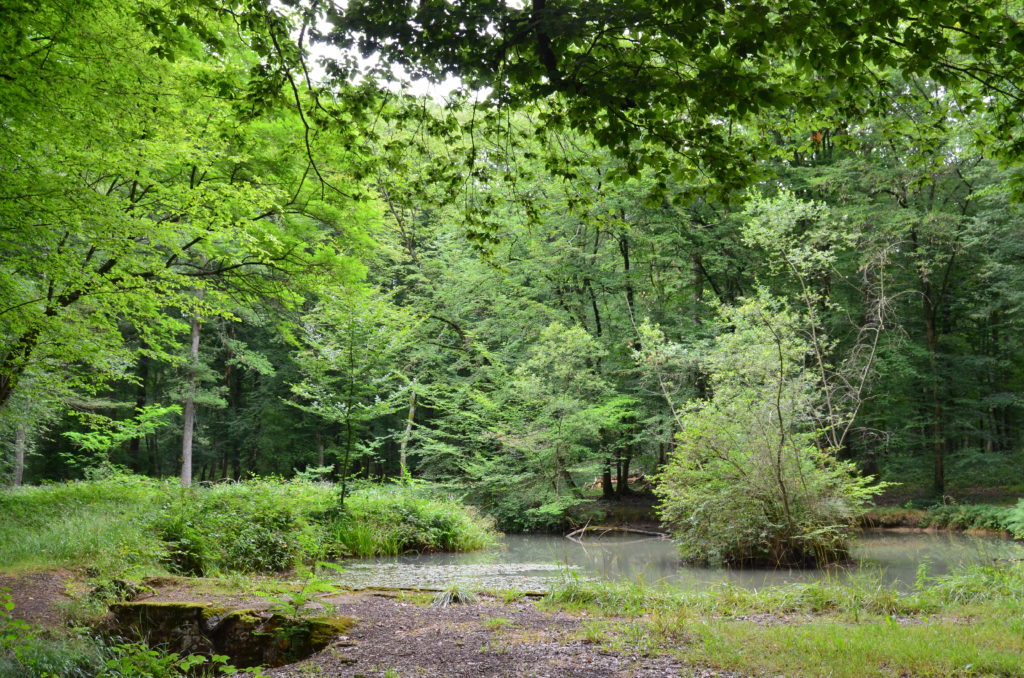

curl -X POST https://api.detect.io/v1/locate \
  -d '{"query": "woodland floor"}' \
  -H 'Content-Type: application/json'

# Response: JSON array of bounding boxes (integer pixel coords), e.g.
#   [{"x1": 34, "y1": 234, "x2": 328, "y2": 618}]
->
[{"x1": 1, "y1": 571, "x2": 745, "y2": 678}]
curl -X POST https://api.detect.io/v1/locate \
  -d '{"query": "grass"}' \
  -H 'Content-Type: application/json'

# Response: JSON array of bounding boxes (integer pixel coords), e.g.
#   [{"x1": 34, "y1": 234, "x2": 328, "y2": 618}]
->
[
  {"x1": 0, "y1": 476, "x2": 166, "y2": 575},
  {"x1": 681, "y1": 617, "x2": 1024, "y2": 678},
  {"x1": 545, "y1": 562, "x2": 1024, "y2": 677},
  {"x1": 0, "y1": 475, "x2": 499, "y2": 579},
  {"x1": 430, "y1": 583, "x2": 478, "y2": 607},
  {"x1": 328, "y1": 484, "x2": 498, "y2": 557},
  {"x1": 482, "y1": 616, "x2": 513, "y2": 630}
]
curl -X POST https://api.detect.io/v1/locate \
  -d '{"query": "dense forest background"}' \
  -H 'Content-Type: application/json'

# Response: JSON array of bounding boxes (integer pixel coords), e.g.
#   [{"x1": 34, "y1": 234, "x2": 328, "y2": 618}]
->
[{"x1": 3, "y1": 0, "x2": 1024, "y2": 531}]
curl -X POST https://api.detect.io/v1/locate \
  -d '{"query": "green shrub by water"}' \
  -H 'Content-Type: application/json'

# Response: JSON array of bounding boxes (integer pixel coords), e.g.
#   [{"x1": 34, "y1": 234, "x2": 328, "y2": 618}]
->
[
  {"x1": 329, "y1": 484, "x2": 497, "y2": 557},
  {"x1": 922, "y1": 503, "x2": 1016, "y2": 532},
  {"x1": 0, "y1": 475, "x2": 498, "y2": 578},
  {"x1": 863, "y1": 502, "x2": 1024, "y2": 536}
]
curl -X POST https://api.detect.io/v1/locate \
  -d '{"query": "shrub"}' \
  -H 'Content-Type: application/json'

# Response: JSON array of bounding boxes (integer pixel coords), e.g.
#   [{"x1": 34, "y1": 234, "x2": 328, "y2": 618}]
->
[
  {"x1": 1006, "y1": 499, "x2": 1024, "y2": 539},
  {"x1": 328, "y1": 483, "x2": 498, "y2": 556},
  {"x1": 150, "y1": 479, "x2": 336, "y2": 575},
  {"x1": 0, "y1": 476, "x2": 496, "y2": 578},
  {"x1": 922, "y1": 504, "x2": 1015, "y2": 532},
  {"x1": 653, "y1": 296, "x2": 882, "y2": 567}
]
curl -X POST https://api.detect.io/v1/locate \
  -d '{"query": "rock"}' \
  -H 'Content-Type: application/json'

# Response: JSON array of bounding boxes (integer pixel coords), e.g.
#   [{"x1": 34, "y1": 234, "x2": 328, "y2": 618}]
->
[{"x1": 107, "y1": 601, "x2": 356, "y2": 667}]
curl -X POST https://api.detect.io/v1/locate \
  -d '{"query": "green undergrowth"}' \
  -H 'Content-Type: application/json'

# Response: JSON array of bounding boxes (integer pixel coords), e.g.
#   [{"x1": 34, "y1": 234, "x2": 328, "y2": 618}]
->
[
  {"x1": 547, "y1": 562, "x2": 1024, "y2": 677},
  {"x1": 327, "y1": 484, "x2": 498, "y2": 557},
  {"x1": 863, "y1": 501, "x2": 1024, "y2": 535},
  {"x1": 0, "y1": 475, "x2": 498, "y2": 578}
]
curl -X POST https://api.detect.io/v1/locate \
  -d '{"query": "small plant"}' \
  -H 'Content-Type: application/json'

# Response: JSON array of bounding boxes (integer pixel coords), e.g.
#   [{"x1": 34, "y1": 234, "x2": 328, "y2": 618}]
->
[
  {"x1": 100, "y1": 645, "x2": 267, "y2": 677},
  {"x1": 577, "y1": 621, "x2": 606, "y2": 644},
  {"x1": 260, "y1": 567, "x2": 341, "y2": 618},
  {"x1": 431, "y1": 583, "x2": 478, "y2": 607},
  {"x1": 482, "y1": 617, "x2": 513, "y2": 630},
  {"x1": 495, "y1": 589, "x2": 528, "y2": 603}
]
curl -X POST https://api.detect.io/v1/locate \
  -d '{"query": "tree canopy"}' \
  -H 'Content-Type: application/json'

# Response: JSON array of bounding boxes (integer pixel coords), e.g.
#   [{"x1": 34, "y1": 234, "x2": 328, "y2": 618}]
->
[{"x1": 2, "y1": 0, "x2": 1024, "y2": 545}]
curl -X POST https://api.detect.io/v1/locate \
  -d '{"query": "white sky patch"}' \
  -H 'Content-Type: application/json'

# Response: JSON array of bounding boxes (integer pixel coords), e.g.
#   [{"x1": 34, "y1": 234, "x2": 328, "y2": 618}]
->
[{"x1": 303, "y1": 10, "x2": 465, "y2": 101}]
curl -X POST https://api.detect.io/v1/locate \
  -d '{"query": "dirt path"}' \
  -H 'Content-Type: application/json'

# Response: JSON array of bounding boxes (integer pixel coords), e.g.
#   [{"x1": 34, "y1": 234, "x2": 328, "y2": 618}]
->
[{"x1": 266, "y1": 592, "x2": 740, "y2": 678}]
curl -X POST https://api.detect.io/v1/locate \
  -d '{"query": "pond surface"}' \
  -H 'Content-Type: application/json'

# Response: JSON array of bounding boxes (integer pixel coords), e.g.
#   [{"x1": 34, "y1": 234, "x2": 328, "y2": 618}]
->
[{"x1": 330, "y1": 529, "x2": 1024, "y2": 592}]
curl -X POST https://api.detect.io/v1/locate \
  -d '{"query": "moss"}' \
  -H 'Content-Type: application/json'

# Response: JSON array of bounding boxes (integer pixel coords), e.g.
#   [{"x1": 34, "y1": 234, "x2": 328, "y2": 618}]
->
[
  {"x1": 221, "y1": 609, "x2": 263, "y2": 625},
  {"x1": 200, "y1": 605, "x2": 228, "y2": 620},
  {"x1": 306, "y1": 616, "x2": 357, "y2": 646}
]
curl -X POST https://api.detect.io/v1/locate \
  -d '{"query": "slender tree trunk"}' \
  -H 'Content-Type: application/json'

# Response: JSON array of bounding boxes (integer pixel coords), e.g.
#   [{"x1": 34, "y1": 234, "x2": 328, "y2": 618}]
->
[
  {"x1": 180, "y1": 304, "x2": 202, "y2": 488},
  {"x1": 340, "y1": 330, "x2": 355, "y2": 507},
  {"x1": 315, "y1": 430, "x2": 325, "y2": 467},
  {"x1": 398, "y1": 385, "x2": 417, "y2": 476},
  {"x1": 128, "y1": 353, "x2": 149, "y2": 469},
  {"x1": 923, "y1": 286, "x2": 945, "y2": 496},
  {"x1": 616, "y1": 449, "x2": 633, "y2": 497},
  {"x1": 601, "y1": 464, "x2": 614, "y2": 500},
  {"x1": 12, "y1": 426, "x2": 26, "y2": 486}
]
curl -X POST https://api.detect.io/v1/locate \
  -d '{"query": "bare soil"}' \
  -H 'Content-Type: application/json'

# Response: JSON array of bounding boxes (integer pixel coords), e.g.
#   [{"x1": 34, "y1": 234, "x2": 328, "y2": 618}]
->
[
  {"x1": 266, "y1": 591, "x2": 740, "y2": 678},
  {"x1": 137, "y1": 580, "x2": 744, "y2": 677},
  {"x1": 0, "y1": 569, "x2": 79, "y2": 628}
]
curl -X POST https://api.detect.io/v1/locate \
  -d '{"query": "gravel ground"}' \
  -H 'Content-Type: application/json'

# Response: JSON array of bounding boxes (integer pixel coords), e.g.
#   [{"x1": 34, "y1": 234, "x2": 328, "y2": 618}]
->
[{"x1": 267, "y1": 591, "x2": 746, "y2": 678}]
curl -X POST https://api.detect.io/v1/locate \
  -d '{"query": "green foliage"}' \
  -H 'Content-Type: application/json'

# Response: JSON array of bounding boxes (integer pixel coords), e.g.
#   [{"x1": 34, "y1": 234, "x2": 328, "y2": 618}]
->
[
  {"x1": 290, "y1": 291, "x2": 420, "y2": 502},
  {"x1": 152, "y1": 480, "x2": 333, "y2": 575},
  {"x1": 1006, "y1": 500, "x2": 1024, "y2": 539},
  {"x1": 3, "y1": 0, "x2": 1024, "y2": 545},
  {"x1": 328, "y1": 484, "x2": 498, "y2": 557},
  {"x1": 2, "y1": 587, "x2": 261, "y2": 678},
  {"x1": 921, "y1": 504, "x2": 1016, "y2": 533},
  {"x1": 654, "y1": 294, "x2": 883, "y2": 566},
  {"x1": 0, "y1": 476, "x2": 497, "y2": 578}
]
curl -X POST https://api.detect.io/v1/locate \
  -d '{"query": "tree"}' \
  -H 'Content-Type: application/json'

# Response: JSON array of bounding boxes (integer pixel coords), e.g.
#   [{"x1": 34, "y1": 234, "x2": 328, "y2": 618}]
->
[
  {"x1": 290, "y1": 290, "x2": 419, "y2": 503},
  {"x1": 328, "y1": 1, "x2": 1024, "y2": 195},
  {"x1": 655, "y1": 292, "x2": 882, "y2": 566}
]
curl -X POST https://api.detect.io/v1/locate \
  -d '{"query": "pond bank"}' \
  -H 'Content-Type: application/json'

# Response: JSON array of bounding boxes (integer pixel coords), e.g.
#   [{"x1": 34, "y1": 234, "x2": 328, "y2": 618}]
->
[{"x1": 859, "y1": 503, "x2": 1022, "y2": 535}]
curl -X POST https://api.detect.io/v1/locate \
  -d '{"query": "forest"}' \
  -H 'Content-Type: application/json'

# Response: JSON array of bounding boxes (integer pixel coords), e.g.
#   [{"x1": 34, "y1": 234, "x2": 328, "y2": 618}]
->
[{"x1": 2, "y1": 1, "x2": 1024, "y2": 677}]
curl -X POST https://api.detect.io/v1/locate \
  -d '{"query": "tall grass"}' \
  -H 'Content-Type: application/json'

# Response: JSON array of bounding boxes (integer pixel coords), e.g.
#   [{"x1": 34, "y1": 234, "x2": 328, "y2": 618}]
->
[
  {"x1": 0, "y1": 476, "x2": 498, "y2": 578},
  {"x1": 0, "y1": 476, "x2": 166, "y2": 574},
  {"x1": 330, "y1": 484, "x2": 498, "y2": 557}
]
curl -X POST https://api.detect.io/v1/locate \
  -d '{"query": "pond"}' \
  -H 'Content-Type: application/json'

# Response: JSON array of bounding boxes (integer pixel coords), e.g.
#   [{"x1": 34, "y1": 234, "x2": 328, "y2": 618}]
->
[{"x1": 329, "y1": 529, "x2": 1024, "y2": 592}]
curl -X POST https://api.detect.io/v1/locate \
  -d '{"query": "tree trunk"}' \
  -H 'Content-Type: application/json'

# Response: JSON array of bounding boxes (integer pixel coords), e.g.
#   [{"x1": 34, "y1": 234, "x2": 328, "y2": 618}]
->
[
  {"x1": 923, "y1": 282, "x2": 945, "y2": 496},
  {"x1": 315, "y1": 431, "x2": 325, "y2": 467},
  {"x1": 180, "y1": 306, "x2": 202, "y2": 488},
  {"x1": 601, "y1": 464, "x2": 614, "y2": 500},
  {"x1": 127, "y1": 353, "x2": 149, "y2": 470},
  {"x1": 616, "y1": 449, "x2": 633, "y2": 497},
  {"x1": 398, "y1": 385, "x2": 417, "y2": 476},
  {"x1": 12, "y1": 426, "x2": 26, "y2": 486}
]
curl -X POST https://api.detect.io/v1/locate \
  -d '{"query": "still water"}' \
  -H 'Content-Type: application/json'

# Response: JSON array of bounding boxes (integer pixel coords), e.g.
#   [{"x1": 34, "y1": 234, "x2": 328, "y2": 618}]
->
[{"x1": 330, "y1": 530, "x2": 1024, "y2": 592}]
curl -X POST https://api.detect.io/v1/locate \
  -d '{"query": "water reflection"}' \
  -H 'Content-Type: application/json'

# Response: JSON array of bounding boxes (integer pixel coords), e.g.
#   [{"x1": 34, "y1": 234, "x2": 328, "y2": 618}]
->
[{"x1": 330, "y1": 529, "x2": 1024, "y2": 592}]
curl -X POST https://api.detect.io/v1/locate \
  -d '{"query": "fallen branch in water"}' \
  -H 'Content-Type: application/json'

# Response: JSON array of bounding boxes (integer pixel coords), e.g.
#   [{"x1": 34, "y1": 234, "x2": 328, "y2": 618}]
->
[{"x1": 565, "y1": 525, "x2": 670, "y2": 543}]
